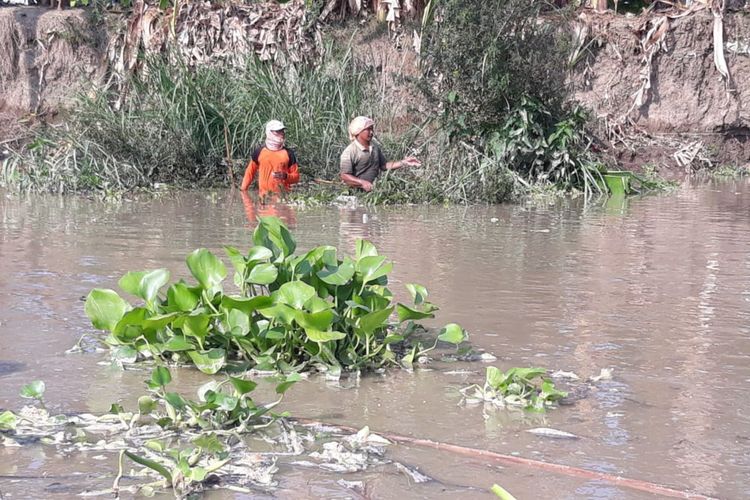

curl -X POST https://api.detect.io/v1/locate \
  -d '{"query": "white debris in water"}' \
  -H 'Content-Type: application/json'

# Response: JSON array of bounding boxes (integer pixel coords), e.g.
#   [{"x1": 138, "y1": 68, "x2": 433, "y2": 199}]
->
[
  {"x1": 337, "y1": 478, "x2": 366, "y2": 492},
  {"x1": 223, "y1": 455, "x2": 278, "y2": 487},
  {"x1": 590, "y1": 368, "x2": 613, "y2": 382},
  {"x1": 1, "y1": 436, "x2": 20, "y2": 447},
  {"x1": 479, "y1": 352, "x2": 498, "y2": 362},
  {"x1": 343, "y1": 426, "x2": 390, "y2": 447},
  {"x1": 490, "y1": 217, "x2": 499, "y2": 223},
  {"x1": 526, "y1": 428, "x2": 579, "y2": 439},
  {"x1": 551, "y1": 370, "x2": 580, "y2": 380},
  {"x1": 444, "y1": 369, "x2": 477, "y2": 375},
  {"x1": 394, "y1": 462, "x2": 432, "y2": 483},
  {"x1": 310, "y1": 442, "x2": 370, "y2": 472}
]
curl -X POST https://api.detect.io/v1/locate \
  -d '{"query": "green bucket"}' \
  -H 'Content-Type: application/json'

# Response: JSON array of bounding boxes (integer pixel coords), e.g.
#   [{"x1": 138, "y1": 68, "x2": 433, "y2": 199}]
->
[{"x1": 601, "y1": 171, "x2": 632, "y2": 196}]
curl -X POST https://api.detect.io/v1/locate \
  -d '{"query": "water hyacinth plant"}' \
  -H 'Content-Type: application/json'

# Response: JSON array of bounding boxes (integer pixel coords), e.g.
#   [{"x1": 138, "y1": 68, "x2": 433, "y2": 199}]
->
[
  {"x1": 84, "y1": 216, "x2": 466, "y2": 376},
  {"x1": 461, "y1": 366, "x2": 567, "y2": 412}
]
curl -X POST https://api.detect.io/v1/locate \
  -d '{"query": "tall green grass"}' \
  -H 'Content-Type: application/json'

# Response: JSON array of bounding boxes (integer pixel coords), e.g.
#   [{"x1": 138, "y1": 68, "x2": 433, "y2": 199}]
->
[{"x1": 1, "y1": 44, "x2": 389, "y2": 193}]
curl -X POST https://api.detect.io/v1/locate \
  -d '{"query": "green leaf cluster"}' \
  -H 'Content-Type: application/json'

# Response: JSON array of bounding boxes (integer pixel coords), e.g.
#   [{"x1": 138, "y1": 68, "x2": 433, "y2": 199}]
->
[
  {"x1": 113, "y1": 365, "x2": 296, "y2": 495},
  {"x1": 85, "y1": 216, "x2": 466, "y2": 375},
  {"x1": 482, "y1": 366, "x2": 567, "y2": 411},
  {"x1": 128, "y1": 366, "x2": 297, "y2": 433}
]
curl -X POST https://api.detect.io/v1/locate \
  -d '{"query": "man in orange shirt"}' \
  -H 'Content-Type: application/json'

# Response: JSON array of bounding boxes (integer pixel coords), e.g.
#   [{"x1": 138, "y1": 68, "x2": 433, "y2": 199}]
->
[{"x1": 241, "y1": 120, "x2": 300, "y2": 197}]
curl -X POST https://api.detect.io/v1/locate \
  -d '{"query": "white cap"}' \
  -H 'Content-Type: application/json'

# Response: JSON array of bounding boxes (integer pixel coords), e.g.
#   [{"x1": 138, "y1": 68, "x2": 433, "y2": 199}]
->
[{"x1": 266, "y1": 120, "x2": 285, "y2": 131}]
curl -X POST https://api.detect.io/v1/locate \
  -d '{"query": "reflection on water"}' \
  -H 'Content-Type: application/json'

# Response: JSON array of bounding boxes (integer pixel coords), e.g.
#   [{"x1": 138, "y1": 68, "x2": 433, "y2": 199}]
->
[
  {"x1": 240, "y1": 189, "x2": 298, "y2": 228},
  {"x1": 1, "y1": 178, "x2": 750, "y2": 498}
]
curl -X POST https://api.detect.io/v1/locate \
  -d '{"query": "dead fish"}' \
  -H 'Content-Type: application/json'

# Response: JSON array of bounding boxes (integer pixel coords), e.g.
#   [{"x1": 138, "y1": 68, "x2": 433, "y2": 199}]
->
[{"x1": 526, "y1": 428, "x2": 579, "y2": 439}]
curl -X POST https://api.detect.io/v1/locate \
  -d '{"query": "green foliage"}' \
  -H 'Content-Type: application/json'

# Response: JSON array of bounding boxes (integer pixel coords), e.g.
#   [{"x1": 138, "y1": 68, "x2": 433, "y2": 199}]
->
[
  {"x1": 130, "y1": 366, "x2": 296, "y2": 432},
  {"x1": 422, "y1": 0, "x2": 571, "y2": 137},
  {"x1": 112, "y1": 364, "x2": 295, "y2": 496},
  {"x1": 19, "y1": 380, "x2": 46, "y2": 403},
  {"x1": 462, "y1": 366, "x2": 567, "y2": 411},
  {"x1": 0, "y1": 411, "x2": 17, "y2": 431},
  {"x1": 414, "y1": 0, "x2": 603, "y2": 197},
  {"x1": 2, "y1": 46, "x2": 377, "y2": 193},
  {"x1": 84, "y1": 217, "x2": 466, "y2": 375}
]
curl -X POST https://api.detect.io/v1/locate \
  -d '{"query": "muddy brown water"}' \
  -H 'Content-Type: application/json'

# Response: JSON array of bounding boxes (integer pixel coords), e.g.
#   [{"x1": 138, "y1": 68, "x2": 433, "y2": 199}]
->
[{"x1": 1, "y1": 179, "x2": 749, "y2": 499}]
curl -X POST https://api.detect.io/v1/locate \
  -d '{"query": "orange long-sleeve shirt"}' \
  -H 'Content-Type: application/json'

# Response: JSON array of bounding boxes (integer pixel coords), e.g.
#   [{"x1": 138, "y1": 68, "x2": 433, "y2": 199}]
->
[{"x1": 241, "y1": 147, "x2": 300, "y2": 196}]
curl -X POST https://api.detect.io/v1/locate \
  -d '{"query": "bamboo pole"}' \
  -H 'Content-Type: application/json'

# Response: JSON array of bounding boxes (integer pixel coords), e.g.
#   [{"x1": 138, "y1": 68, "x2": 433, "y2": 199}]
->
[{"x1": 293, "y1": 418, "x2": 718, "y2": 500}]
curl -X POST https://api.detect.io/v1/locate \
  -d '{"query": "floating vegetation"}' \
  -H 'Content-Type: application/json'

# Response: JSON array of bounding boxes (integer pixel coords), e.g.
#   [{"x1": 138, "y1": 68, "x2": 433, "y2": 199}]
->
[
  {"x1": 460, "y1": 366, "x2": 568, "y2": 412},
  {"x1": 84, "y1": 216, "x2": 467, "y2": 377},
  {"x1": 0, "y1": 376, "x2": 423, "y2": 498}
]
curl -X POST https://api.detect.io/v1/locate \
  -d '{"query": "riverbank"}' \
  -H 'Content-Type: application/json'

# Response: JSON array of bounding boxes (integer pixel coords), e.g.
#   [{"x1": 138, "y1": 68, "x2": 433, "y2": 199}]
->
[{"x1": 1, "y1": 3, "x2": 748, "y2": 197}]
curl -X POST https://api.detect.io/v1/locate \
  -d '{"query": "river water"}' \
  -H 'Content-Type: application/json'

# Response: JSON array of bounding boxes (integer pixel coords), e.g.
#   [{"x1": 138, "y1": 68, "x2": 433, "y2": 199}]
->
[{"x1": 1, "y1": 178, "x2": 749, "y2": 499}]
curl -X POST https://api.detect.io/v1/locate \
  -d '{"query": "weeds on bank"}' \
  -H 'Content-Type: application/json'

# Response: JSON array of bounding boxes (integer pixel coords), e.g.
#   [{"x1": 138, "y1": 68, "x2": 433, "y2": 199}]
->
[
  {"x1": 84, "y1": 216, "x2": 467, "y2": 377},
  {"x1": 1, "y1": 45, "x2": 383, "y2": 194},
  {"x1": 710, "y1": 164, "x2": 749, "y2": 178}
]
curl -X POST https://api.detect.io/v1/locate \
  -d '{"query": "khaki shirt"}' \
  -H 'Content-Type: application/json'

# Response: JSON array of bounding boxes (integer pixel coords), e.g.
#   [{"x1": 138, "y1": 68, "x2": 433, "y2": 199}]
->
[{"x1": 339, "y1": 140, "x2": 387, "y2": 183}]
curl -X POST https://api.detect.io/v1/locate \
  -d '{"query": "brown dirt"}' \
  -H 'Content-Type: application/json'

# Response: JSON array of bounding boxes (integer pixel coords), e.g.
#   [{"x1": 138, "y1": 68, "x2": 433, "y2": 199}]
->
[
  {"x1": 571, "y1": 8, "x2": 750, "y2": 171},
  {"x1": 0, "y1": 6, "x2": 107, "y2": 142},
  {"x1": 0, "y1": 5, "x2": 747, "y2": 172}
]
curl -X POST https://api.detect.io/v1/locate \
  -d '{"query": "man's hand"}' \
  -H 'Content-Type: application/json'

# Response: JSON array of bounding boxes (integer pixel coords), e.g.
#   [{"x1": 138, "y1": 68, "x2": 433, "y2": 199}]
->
[
  {"x1": 360, "y1": 180, "x2": 373, "y2": 192},
  {"x1": 401, "y1": 157, "x2": 422, "y2": 167},
  {"x1": 272, "y1": 171, "x2": 288, "y2": 180}
]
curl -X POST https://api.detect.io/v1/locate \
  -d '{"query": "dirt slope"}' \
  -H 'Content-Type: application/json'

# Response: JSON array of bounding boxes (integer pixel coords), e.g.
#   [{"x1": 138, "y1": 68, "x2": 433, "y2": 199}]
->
[
  {"x1": 571, "y1": 9, "x2": 749, "y2": 169},
  {"x1": 0, "y1": 7, "x2": 106, "y2": 140},
  {"x1": 0, "y1": 5, "x2": 747, "y2": 168}
]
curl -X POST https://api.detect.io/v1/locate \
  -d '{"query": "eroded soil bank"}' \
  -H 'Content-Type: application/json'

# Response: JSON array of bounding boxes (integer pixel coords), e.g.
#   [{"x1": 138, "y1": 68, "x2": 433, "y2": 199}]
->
[
  {"x1": 0, "y1": 5, "x2": 748, "y2": 170},
  {"x1": 0, "y1": 7, "x2": 106, "y2": 139}
]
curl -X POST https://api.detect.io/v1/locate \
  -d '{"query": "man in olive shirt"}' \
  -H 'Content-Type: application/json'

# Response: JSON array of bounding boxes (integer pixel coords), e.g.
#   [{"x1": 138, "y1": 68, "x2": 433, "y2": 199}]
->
[{"x1": 339, "y1": 116, "x2": 421, "y2": 192}]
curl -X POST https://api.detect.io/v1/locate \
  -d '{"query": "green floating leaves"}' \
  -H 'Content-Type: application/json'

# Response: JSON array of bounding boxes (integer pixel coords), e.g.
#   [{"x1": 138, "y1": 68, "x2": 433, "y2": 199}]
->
[
  {"x1": 437, "y1": 323, "x2": 467, "y2": 345},
  {"x1": 405, "y1": 283, "x2": 429, "y2": 305},
  {"x1": 119, "y1": 269, "x2": 170, "y2": 305},
  {"x1": 186, "y1": 249, "x2": 227, "y2": 292},
  {"x1": 193, "y1": 433, "x2": 225, "y2": 454},
  {"x1": 20, "y1": 380, "x2": 45, "y2": 400},
  {"x1": 317, "y1": 259, "x2": 355, "y2": 286},
  {"x1": 305, "y1": 329, "x2": 347, "y2": 343},
  {"x1": 355, "y1": 239, "x2": 378, "y2": 260},
  {"x1": 253, "y1": 216, "x2": 296, "y2": 261},
  {"x1": 138, "y1": 396, "x2": 158, "y2": 415},
  {"x1": 397, "y1": 303, "x2": 435, "y2": 322},
  {"x1": 275, "y1": 372, "x2": 302, "y2": 394},
  {"x1": 112, "y1": 345, "x2": 138, "y2": 364},
  {"x1": 123, "y1": 450, "x2": 173, "y2": 484},
  {"x1": 247, "y1": 262, "x2": 278, "y2": 285},
  {"x1": 356, "y1": 255, "x2": 392, "y2": 284},
  {"x1": 84, "y1": 216, "x2": 467, "y2": 376},
  {"x1": 85, "y1": 289, "x2": 130, "y2": 332},
  {"x1": 149, "y1": 366, "x2": 172, "y2": 388},
  {"x1": 0, "y1": 410, "x2": 17, "y2": 431},
  {"x1": 465, "y1": 366, "x2": 568, "y2": 412},
  {"x1": 229, "y1": 376, "x2": 257, "y2": 395},
  {"x1": 188, "y1": 349, "x2": 226, "y2": 375},
  {"x1": 276, "y1": 281, "x2": 316, "y2": 309}
]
